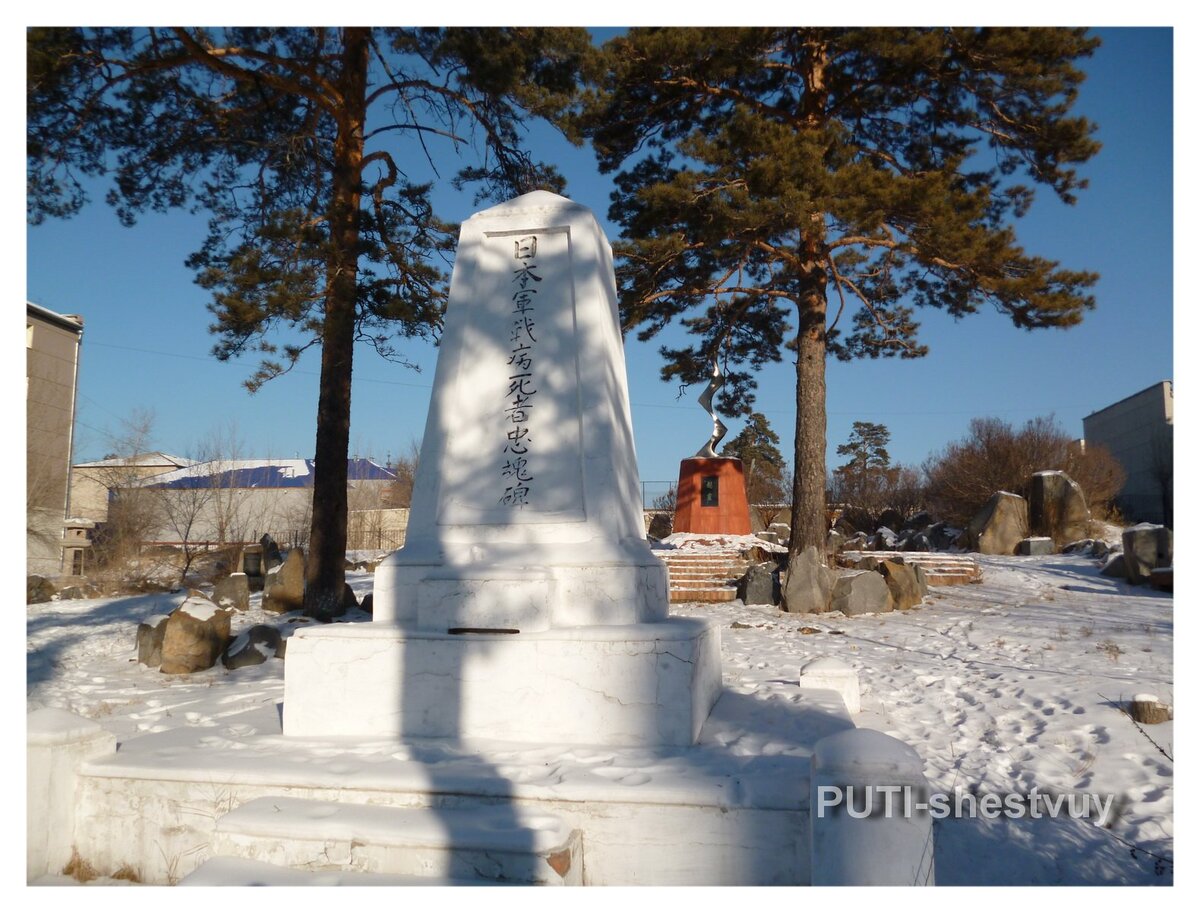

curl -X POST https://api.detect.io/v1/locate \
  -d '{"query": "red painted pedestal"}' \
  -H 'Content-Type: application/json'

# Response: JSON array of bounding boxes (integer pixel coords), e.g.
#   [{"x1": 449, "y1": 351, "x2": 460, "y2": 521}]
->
[{"x1": 672, "y1": 457, "x2": 752, "y2": 535}]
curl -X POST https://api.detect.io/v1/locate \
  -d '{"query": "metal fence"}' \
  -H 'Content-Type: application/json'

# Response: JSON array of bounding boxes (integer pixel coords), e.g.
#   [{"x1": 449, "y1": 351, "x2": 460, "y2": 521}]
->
[{"x1": 640, "y1": 480, "x2": 677, "y2": 511}]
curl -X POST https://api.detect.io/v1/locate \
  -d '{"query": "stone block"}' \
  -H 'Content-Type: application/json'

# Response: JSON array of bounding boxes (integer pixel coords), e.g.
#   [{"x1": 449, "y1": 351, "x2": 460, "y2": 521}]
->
[
  {"x1": 160, "y1": 597, "x2": 233, "y2": 674},
  {"x1": 876, "y1": 560, "x2": 923, "y2": 611},
  {"x1": 264, "y1": 548, "x2": 305, "y2": 614},
  {"x1": 782, "y1": 546, "x2": 834, "y2": 614},
  {"x1": 966, "y1": 491, "x2": 1028, "y2": 555},
  {"x1": 136, "y1": 614, "x2": 170, "y2": 667},
  {"x1": 1017, "y1": 537, "x2": 1055, "y2": 556},
  {"x1": 831, "y1": 570, "x2": 893, "y2": 617},
  {"x1": 1121, "y1": 524, "x2": 1172, "y2": 585},
  {"x1": 1029, "y1": 470, "x2": 1091, "y2": 544},
  {"x1": 738, "y1": 561, "x2": 780, "y2": 606}
]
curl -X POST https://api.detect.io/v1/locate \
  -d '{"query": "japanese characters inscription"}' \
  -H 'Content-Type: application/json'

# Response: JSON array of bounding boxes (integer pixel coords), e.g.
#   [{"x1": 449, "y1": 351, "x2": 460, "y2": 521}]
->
[{"x1": 500, "y1": 235, "x2": 541, "y2": 507}]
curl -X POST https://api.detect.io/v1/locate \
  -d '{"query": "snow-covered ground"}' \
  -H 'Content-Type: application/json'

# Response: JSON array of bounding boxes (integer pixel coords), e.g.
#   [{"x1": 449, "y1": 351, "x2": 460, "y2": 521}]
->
[{"x1": 27, "y1": 553, "x2": 1172, "y2": 885}]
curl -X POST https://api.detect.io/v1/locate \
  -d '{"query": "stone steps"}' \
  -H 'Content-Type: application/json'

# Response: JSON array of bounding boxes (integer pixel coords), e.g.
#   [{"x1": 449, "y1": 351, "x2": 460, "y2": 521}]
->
[
  {"x1": 841, "y1": 551, "x2": 982, "y2": 585},
  {"x1": 661, "y1": 550, "x2": 749, "y2": 603},
  {"x1": 669, "y1": 586, "x2": 740, "y2": 603},
  {"x1": 207, "y1": 796, "x2": 583, "y2": 885}
]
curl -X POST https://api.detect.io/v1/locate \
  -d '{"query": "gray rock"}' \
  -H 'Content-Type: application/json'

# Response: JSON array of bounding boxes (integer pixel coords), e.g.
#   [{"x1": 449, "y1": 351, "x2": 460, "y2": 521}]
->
[
  {"x1": 241, "y1": 544, "x2": 266, "y2": 592},
  {"x1": 877, "y1": 509, "x2": 904, "y2": 532},
  {"x1": 827, "y1": 529, "x2": 846, "y2": 554},
  {"x1": 222, "y1": 624, "x2": 283, "y2": 670},
  {"x1": 876, "y1": 559, "x2": 923, "y2": 611},
  {"x1": 260, "y1": 534, "x2": 284, "y2": 571},
  {"x1": 831, "y1": 570, "x2": 894, "y2": 616},
  {"x1": 1100, "y1": 552, "x2": 1127, "y2": 578},
  {"x1": 159, "y1": 596, "x2": 234, "y2": 674},
  {"x1": 904, "y1": 533, "x2": 933, "y2": 552},
  {"x1": 927, "y1": 522, "x2": 962, "y2": 551},
  {"x1": 756, "y1": 530, "x2": 780, "y2": 544},
  {"x1": 27, "y1": 575, "x2": 57, "y2": 604},
  {"x1": 1017, "y1": 537, "x2": 1055, "y2": 556},
  {"x1": 646, "y1": 511, "x2": 673, "y2": 540},
  {"x1": 738, "y1": 562, "x2": 781, "y2": 606},
  {"x1": 912, "y1": 564, "x2": 930, "y2": 597},
  {"x1": 1029, "y1": 471, "x2": 1091, "y2": 544},
  {"x1": 782, "y1": 546, "x2": 834, "y2": 614},
  {"x1": 342, "y1": 583, "x2": 360, "y2": 609},
  {"x1": 264, "y1": 548, "x2": 306, "y2": 614},
  {"x1": 359, "y1": 593, "x2": 374, "y2": 615},
  {"x1": 901, "y1": 511, "x2": 934, "y2": 532},
  {"x1": 844, "y1": 533, "x2": 871, "y2": 551},
  {"x1": 874, "y1": 526, "x2": 899, "y2": 549},
  {"x1": 966, "y1": 492, "x2": 1029, "y2": 555},
  {"x1": 1122, "y1": 524, "x2": 1173, "y2": 585},
  {"x1": 212, "y1": 573, "x2": 251, "y2": 611},
  {"x1": 1063, "y1": 538, "x2": 1110, "y2": 558},
  {"x1": 136, "y1": 614, "x2": 170, "y2": 667}
]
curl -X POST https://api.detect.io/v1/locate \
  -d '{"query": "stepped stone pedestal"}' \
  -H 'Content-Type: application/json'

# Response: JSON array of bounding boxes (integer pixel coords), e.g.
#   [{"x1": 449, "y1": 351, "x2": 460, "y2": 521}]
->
[{"x1": 284, "y1": 192, "x2": 720, "y2": 747}]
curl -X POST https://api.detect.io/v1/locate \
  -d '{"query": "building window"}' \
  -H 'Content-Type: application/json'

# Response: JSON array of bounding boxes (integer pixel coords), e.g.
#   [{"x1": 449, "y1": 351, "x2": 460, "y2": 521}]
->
[{"x1": 700, "y1": 475, "x2": 719, "y2": 507}]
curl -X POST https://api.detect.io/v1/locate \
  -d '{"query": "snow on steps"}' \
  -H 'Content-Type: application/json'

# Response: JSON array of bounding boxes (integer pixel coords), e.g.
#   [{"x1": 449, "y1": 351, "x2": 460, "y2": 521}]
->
[
  {"x1": 841, "y1": 551, "x2": 982, "y2": 586},
  {"x1": 205, "y1": 796, "x2": 582, "y2": 885},
  {"x1": 662, "y1": 551, "x2": 748, "y2": 604}
]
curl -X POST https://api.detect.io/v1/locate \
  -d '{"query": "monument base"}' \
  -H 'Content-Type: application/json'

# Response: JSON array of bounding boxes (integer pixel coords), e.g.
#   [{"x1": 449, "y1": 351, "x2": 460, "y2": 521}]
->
[
  {"x1": 673, "y1": 457, "x2": 752, "y2": 535},
  {"x1": 282, "y1": 617, "x2": 722, "y2": 747}
]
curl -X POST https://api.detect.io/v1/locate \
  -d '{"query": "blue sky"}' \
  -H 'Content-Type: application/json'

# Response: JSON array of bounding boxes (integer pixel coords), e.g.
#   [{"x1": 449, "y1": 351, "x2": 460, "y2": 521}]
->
[{"x1": 25, "y1": 27, "x2": 1173, "y2": 491}]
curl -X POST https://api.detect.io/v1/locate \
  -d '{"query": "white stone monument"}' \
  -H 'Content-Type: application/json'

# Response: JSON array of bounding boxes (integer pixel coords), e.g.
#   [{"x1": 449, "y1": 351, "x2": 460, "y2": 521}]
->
[{"x1": 284, "y1": 191, "x2": 721, "y2": 746}]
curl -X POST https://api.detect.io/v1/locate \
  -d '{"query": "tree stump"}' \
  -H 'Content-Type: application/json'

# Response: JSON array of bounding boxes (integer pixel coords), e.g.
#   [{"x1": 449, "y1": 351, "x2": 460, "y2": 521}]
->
[{"x1": 1129, "y1": 694, "x2": 1172, "y2": 725}]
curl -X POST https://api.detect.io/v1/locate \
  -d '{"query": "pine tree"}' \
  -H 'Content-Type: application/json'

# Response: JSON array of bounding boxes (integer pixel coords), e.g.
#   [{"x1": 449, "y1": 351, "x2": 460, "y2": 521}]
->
[
  {"x1": 836, "y1": 421, "x2": 892, "y2": 477},
  {"x1": 721, "y1": 411, "x2": 788, "y2": 507},
  {"x1": 575, "y1": 27, "x2": 1100, "y2": 561},
  {"x1": 28, "y1": 27, "x2": 590, "y2": 617}
]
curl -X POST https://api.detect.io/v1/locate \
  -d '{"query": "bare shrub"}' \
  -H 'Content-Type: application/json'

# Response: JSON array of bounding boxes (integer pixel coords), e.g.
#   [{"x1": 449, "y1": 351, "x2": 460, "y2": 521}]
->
[{"x1": 923, "y1": 415, "x2": 1125, "y2": 525}]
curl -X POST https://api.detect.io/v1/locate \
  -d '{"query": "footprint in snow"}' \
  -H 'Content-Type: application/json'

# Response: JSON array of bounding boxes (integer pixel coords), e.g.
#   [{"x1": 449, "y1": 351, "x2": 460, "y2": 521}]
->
[{"x1": 593, "y1": 767, "x2": 651, "y2": 787}]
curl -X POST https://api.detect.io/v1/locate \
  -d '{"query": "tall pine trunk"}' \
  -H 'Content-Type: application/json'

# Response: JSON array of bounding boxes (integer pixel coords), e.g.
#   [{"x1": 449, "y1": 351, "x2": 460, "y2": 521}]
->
[
  {"x1": 789, "y1": 258, "x2": 828, "y2": 560},
  {"x1": 303, "y1": 28, "x2": 368, "y2": 620},
  {"x1": 787, "y1": 35, "x2": 831, "y2": 562}
]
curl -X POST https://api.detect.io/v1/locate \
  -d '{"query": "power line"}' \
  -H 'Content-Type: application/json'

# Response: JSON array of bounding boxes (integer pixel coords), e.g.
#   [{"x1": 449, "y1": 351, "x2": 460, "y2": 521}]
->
[{"x1": 84, "y1": 340, "x2": 1098, "y2": 418}]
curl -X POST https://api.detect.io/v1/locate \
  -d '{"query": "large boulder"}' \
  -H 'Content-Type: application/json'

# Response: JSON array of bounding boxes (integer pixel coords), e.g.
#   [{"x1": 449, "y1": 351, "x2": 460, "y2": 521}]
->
[
  {"x1": 27, "y1": 575, "x2": 57, "y2": 604},
  {"x1": 159, "y1": 597, "x2": 234, "y2": 674},
  {"x1": 222, "y1": 624, "x2": 284, "y2": 670},
  {"x1": 212, "y1": 573, "x2": 251, "y2": 611},
  {"x1": 782, "y1": 546, "x2": 835, "y2": 614},
  {"x1": 738, "y1": 562, "x2": 781, "y2": 606},
  {"x1": 966, "y1": 492, "x2": 1029, "y2": 555},
  {"x1": 876, "y1": 559, "x2": 924, "y2": 611},
  {"x1": 264, "y1": 548, "x2": 306, "y2": 614},
  {"x1": 1029, "y1": 471, "x2": 1091, "y2": 544},
  {"x1": 136, "y1": 614, "x2": 170, "y2": 667},
  {"x1": 876, "y1": 508, "x2": 904, "y2": 533},
  {"x1": 1121, "y1": 524, "x2": 1173, "y2": 585},
  {"x1": 831, "y1": 570, "x2": 894, "y2": 616}
]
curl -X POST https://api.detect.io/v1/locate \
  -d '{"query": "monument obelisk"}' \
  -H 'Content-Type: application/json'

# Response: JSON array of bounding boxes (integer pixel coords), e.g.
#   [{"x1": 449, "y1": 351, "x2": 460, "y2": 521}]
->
[{"x1": 283, "y1": 191, "x2": 721, "y2": 746}]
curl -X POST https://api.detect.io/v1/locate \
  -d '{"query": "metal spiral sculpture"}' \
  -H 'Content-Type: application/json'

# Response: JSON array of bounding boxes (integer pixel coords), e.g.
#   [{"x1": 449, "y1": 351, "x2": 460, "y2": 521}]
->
[{"x1": 695, "y1": 360, "x2": 728, "y2": 458}]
